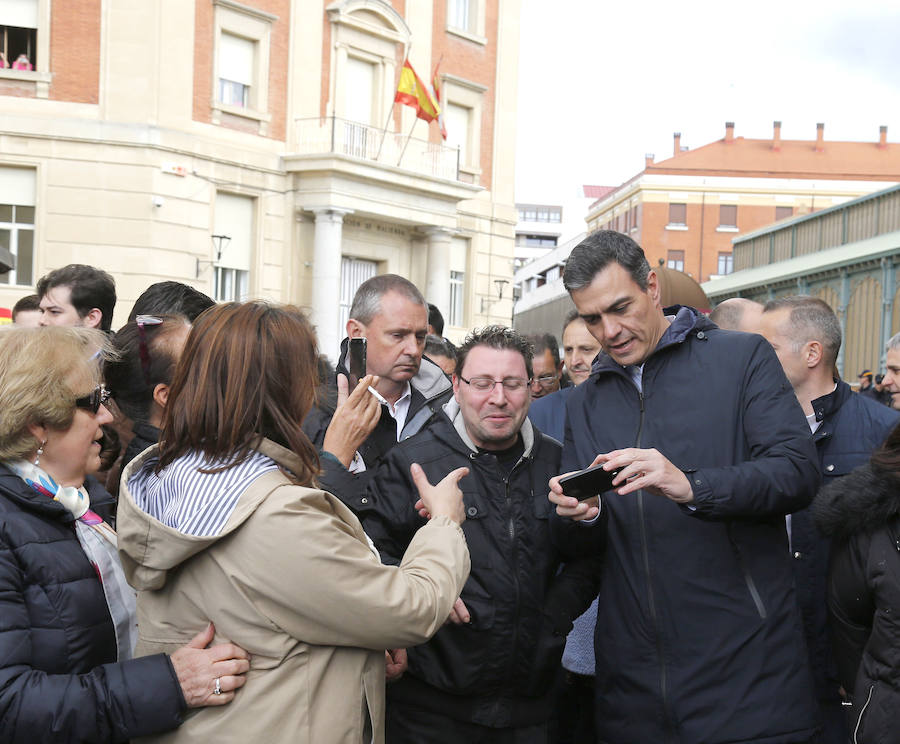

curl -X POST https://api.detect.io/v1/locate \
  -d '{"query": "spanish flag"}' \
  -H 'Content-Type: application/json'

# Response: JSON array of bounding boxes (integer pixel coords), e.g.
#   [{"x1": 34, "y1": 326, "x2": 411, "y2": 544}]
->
[
  {"x1": 432, "y1": 61, "x2": 447, "y2": 140},
  {"x1": 395, "y1": 58, "x2": 440, "y2": 123}
]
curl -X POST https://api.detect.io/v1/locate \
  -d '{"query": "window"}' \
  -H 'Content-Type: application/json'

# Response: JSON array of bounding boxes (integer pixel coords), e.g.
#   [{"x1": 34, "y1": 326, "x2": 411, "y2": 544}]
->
[
  {"x1": 668, "y1": 203, "x2": 687, "y2": 226},
  {"x1": 445, "y1": 102, "x2": 472, "y2": 171},
  {"x1": 717, "y1": 252, "x2": 733, "y2": 275},
  {"x1": 1, "y1": 0, "x2": 37, "y2": 69},
  {"x1": 447, "y1": 0, "x2": 471, "y2": 32},
  {"x1": 212, "y1": 0, "x2": 275, "y2": 132},
  {"x1": 545, "y1": 265, "x2": 561, "y2": 282},
  {"x1": 517, "y1": 234, "x2": 556, "y2": 247},
  {"x1": 666, "y1": 250, "x2": 684, "y2": 272},
  {"x1": 449, "y1": 271, "x2": 464, "y2": 327},
  {"x1": 218, "y1": 32, "x2": 253, "y2": 108},
  {"x1": 775, "y1": 206, "x2": 793, "y2": 221},
  {"x1": 719, "y1": 204, "x2": 737, "y2": 228},
  {"x1": 549, "y1": 207, "x2": 561, "y2": 222},
  {"x1": 0, "y1": 168, "x2": 36, "y2": 286},
  {"x1": 446, "y1": 0, "x2": 485, "y2": 40},
  {"x1": 213, "y1": 193, "x2": 254, "y2": 302},
  {"x1": 441, "y1": 75, "x2": 486, "y2": 181},
  {"x1": 339, "y1": 257, "x2": 377, "y2": 336}
]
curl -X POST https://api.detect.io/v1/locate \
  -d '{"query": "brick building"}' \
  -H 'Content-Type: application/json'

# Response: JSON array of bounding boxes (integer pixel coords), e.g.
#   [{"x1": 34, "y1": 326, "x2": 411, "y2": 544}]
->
[
  {"x1": 586, "y1": 122, "x2": 900, "y2": 283},
  {"x1": 0, "y1": 0, "x2": 520, "y2": 351}
]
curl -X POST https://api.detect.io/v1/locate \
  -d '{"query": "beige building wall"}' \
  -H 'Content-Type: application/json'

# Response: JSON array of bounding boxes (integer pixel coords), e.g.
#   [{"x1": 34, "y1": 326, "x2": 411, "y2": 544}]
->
[{"x1": 0, "y1": 0, "x2": 518, "y2": 351}]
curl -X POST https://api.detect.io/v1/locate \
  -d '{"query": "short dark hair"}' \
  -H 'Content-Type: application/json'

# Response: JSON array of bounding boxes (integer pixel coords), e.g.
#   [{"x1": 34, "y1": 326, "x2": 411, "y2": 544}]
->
[
  {"x1": 129, "y1": 282, "x2": 215, "y2": 323},
  {"x1": 349, "y1": 274, "x2": 426, "y2": 325},
  {"x1": 427, "y1": 303, "x2": 445, "y2": 336},
  {"x1": 762, "y1": 295, "x2": 842, "y2": 366},
  {"x1": 563, "y1": 230, "x2": 650, "y2": 293},
  {"x1": 456, "y1": 326, "x2": 534, "y2": 380},
  {"x1": 525, "y1": 332, "x2": 560, "y2": 367},
  {"x1": 12, "y1": 294, "x2": 40, "y2": 320},
  {"x1": 36, "y1": 264, "x2": 117, "y2": 331},
  {"x1": 425, "y1": 334, "x2": 456, "y2": 361},
  {"x1": 104, "y1": 315, "x2": 191, "y2": 423}
]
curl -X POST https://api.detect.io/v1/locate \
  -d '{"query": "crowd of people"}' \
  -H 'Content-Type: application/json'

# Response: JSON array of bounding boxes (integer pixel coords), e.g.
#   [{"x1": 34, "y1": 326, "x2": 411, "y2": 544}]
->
[{"x1": 0, "y1": 231, "x2": 898, "y2": 743}]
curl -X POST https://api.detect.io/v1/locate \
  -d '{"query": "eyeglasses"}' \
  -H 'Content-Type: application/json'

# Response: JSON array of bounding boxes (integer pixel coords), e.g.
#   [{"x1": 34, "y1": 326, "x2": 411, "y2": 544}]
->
[
  {"x1": 75, "y1": 384, "x2": 111, "y2": 414},
  {"x1": 136, "y1": 315, "x2": 163, "y2": 386},
  {"x1": 458, "y1": 374, "x2": 530, "y2": 393},
  {"x1": 531, "y1": 374, "x2": 560, "y2": 389}
]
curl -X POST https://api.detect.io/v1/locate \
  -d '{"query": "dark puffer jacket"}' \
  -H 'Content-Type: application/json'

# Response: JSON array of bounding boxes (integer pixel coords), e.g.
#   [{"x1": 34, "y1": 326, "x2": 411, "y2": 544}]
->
[
  {"x1": 791, "y1": 382, "x2": 899, "y2": 702},
  {"x1": 552, "y1": 307, "x2": 820, "y2": 744},
  {"x1": 0, "y1": 464, "x2": 185, "y2": 743},
  {"x1": 814, "y1": 463, "x2": 900, "y2": 744},
  {"x1": 361, "y1": 401, "x2": 603, "y2": 728}
]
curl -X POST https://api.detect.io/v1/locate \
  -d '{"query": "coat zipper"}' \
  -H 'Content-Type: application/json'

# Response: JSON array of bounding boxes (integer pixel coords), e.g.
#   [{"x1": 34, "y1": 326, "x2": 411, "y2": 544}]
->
[
  {"x1": 632, "y1": 388, "x2": 675, "y2": 739},
  {"x1": 852, "y1": 684, "x2": 875, "y2": 744}
]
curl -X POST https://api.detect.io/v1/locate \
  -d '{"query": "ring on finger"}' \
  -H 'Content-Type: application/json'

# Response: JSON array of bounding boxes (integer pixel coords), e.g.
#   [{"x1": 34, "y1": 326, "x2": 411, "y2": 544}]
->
[{"x1": 214, "y1": 677, "x2": 222, "y2": 695}]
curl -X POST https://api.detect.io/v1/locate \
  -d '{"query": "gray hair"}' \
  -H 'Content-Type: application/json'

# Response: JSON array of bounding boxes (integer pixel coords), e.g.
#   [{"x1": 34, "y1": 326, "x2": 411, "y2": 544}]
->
[
  {"x1": 348, "y1": 274, "x2": 426, "y2": 325},
  {"x1": 886, "y1": 331, "x2": 900, "y2": 352},
  {"x1": 762, "y1": 295, "x2": 842, "y2": 365},
  {"x1": 563, "y1": 230, "x2": 650, "y2": 293}
]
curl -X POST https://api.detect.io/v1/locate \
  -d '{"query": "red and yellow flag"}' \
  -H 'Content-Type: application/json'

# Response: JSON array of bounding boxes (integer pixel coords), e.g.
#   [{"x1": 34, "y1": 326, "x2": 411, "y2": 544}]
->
[
  {"x1": 395, "y1": 58, "x2": 440, "y2": 123},
  {"x1": 432, "y1": 61, "x2": 447, "y2": 140}
]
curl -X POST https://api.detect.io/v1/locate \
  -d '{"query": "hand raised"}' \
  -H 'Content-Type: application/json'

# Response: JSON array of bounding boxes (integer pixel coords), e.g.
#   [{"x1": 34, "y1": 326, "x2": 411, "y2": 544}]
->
[
  {"x1": 322, "y1": 374, "x2": 382, "y2": 467},
  {"x1": 410, "y1": 463, "x2": 469, "y2": 525}
]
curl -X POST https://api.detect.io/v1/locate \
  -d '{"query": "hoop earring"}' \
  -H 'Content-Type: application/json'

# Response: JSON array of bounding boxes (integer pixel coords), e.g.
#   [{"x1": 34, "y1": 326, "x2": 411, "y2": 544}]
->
[{"x1": 33, "y1": 440, "x2": 46, "y2": 467}]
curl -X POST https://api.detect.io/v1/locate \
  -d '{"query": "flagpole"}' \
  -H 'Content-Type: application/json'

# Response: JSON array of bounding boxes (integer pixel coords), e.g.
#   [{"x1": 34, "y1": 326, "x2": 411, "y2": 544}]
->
[
  {"x1": 376, "y1": 43, "x2": 412, "y2": 161},
  {"x1": 397, "y1": 114, "x2": 419, "y2": 167}
]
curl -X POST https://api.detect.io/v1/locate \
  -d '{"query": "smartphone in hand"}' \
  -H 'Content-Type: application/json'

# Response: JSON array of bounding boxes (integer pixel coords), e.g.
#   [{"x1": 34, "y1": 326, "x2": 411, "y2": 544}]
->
[
  {"x1": 348, "y1": 337, "x2": 367, "y2": 387},
  {"x1": 559, "y1": 463, "x2": 622, "y2": 501}
]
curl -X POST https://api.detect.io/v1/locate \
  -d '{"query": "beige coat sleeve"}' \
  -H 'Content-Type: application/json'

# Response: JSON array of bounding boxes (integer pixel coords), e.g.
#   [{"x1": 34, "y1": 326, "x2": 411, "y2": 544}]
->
[{"x1": 222, "y1": 485, "x2": 470, "y2": 650}]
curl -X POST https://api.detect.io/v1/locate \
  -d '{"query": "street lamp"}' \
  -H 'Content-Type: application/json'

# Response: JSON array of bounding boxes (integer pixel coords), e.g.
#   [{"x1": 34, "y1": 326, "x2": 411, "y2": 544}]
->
[{"x1": 196, "y1": 234, "x2": 231, "y2": 277}]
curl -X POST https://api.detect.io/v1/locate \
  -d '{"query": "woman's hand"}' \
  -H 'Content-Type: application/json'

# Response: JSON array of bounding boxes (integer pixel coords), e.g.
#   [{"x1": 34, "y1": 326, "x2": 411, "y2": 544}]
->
[
  {"x1": 322, "y1": 374, "x2": 382, "y2": 467},
  {"x1": 169, "y1": 623, "x2": 251, "y2": 707},
  {"x1": 410, "y1": 463, "x2": 469, "y2": 525}
]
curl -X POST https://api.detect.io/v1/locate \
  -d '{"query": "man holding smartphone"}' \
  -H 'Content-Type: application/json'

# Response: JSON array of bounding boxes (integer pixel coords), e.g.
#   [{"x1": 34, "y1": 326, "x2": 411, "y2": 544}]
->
[
  {"x1": 547, "y1": 231, "x2": 821, "y2": 744},
  {"x1": 302, "y1": 274, "x2": 454, "y2": 513}
]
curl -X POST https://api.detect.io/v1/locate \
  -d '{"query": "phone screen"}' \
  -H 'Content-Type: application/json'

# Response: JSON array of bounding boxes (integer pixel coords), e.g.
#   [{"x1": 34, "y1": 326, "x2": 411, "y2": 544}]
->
[{"x1": 348, "y1": 337, "x2": 367, "y2": 386}]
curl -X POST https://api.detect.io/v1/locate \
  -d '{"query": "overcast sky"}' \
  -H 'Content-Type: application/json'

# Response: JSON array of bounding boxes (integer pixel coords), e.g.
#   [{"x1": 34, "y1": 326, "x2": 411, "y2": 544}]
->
[{"x1": 515, "y1": 0, "x2": 900, "y2": 202}]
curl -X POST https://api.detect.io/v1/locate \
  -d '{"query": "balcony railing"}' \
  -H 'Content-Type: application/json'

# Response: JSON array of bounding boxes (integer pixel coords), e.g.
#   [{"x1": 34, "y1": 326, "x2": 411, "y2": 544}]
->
[{"x1": 295, "y1": 117, "x2": 460, "y2": 181}]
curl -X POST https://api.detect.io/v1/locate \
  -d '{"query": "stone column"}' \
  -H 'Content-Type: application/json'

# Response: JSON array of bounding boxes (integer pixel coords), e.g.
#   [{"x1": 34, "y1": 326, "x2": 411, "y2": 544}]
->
[
  {"x1": 310, "y1": 208, "x2": 352, "y2": 362},
  {"x1": 424, "y1": 227, "x2": 453, "y2": 323}
]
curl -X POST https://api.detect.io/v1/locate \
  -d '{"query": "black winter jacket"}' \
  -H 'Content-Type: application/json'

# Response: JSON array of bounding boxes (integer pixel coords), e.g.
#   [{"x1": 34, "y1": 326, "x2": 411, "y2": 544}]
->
[
  {"x1": 792, "y1": 382, "x2": 899, "y2": 702},
  {"x1": 551, "y1": 306, "x2": 821, "y2": 744},
  {"x1": 814, "y1": 464, "x2": 900, "y2": 744},
  {"x1": 0, "y1": 464, "x2": 185, "y2": 743},
  {"x1": 361, "y1": 401, "x2": 603, "y2": 727},
  {"x1": 302, "y1": 338, "x2": 453, "y2": 514}
]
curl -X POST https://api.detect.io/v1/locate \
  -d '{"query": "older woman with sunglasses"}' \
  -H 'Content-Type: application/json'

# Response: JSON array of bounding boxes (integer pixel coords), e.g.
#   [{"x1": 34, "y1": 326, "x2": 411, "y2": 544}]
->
[{"x1": 0, "y1": 326, "x2": 249, "y2": 744}]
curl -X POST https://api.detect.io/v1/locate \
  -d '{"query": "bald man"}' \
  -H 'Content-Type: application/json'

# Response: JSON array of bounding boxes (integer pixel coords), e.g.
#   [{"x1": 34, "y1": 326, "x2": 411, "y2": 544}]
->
[{"x1": 709, "y1": 297, "x2": 764, "y2": 332}]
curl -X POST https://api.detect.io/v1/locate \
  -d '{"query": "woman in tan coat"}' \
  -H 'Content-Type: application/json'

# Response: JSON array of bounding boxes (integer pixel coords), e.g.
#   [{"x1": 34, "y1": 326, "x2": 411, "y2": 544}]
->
[{"x1": 116, "y1": 302, "x2": 470, "y2": 743}]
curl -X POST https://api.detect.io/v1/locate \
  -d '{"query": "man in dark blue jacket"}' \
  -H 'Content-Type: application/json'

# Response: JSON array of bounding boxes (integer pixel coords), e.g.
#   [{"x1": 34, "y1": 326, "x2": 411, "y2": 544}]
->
[
  {"x1": 548, "y1": 230, "x2": 821, "y2": 744},
  {"x1": 759, "y1": 295, "x2": 900, "y2": 744}
]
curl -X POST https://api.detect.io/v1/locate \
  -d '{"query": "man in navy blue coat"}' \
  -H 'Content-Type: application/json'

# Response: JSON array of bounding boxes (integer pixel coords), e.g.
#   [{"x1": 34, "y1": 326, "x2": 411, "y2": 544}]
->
[
  {"x1": 759, "y1": 296, "x2": 900, "y2": 744},
  {"x1": 548, "y1": 230, "x2": 821, "y2": 744}
]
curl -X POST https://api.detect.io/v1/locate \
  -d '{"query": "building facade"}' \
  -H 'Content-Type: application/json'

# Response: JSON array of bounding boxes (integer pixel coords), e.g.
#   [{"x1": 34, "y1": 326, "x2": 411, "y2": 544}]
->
[
  {"x1": 703, "y1": 184, "x2": 900, "y2": 379},
  {"x1": 585, "y1": 122, "x2": 900, "y2": 283},
  {"x1": 0, "y1": 0, "x2": 520, "y2": 352}
]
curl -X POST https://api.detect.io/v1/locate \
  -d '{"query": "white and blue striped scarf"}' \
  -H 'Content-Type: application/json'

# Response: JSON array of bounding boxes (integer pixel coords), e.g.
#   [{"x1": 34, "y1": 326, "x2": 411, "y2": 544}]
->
[{"x1": 128, "y1": 449, "x2": 279, "y2": 537}]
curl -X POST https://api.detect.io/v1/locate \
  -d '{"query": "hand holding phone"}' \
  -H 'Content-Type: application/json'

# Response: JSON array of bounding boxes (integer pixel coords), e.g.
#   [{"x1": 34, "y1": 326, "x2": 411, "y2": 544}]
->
[
  {"x1": 558, "y1": 463, "x2": 622, "y2": 501},
  {"x1": 348, "y1": 337, "x2": 367, "y2": 387}
]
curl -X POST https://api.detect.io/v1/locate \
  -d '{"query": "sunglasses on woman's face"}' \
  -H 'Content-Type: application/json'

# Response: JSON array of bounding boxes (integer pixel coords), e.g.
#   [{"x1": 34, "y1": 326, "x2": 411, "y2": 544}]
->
[{"x1": 75, "y1": 384, "x2": 111, "y2": 414}]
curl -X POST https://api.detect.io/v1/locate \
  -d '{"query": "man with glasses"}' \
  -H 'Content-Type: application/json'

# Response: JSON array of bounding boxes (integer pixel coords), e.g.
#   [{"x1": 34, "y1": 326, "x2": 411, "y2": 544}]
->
[
  {"x1": 525, "y1": 333, "x2": 564, "y2": 399},
  {"x1": 361, "y1": 326, "x2": 602, "y2": 744}
]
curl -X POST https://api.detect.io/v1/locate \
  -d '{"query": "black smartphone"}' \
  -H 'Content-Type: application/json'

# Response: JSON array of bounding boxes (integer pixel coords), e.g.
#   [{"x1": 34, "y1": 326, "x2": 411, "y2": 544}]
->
[
  {"x1": 558, "y1": 464, "x2": 622, "y2": 501},
  {"x1": 348, "y1": 337, "x2": 367, "y2": 387}
]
